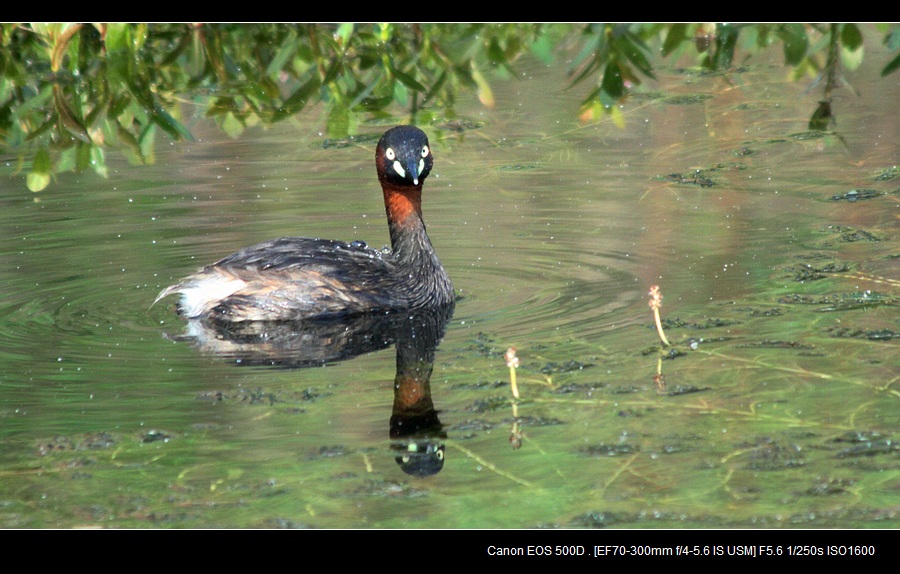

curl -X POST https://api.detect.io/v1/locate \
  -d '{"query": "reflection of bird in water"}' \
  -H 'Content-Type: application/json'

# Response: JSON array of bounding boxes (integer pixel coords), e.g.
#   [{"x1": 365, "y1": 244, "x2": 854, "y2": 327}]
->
[
  {"x1": 388, "y1": 307, "x2": 451, "y2": 477},
  {"x1": 172, "y1": 313, "x2": 401, "y2": 368},
  {"x1": 154, "y1": 125, "x2": 453, "y2": 323},
  {"x1": 170, "y1": 303, "x2": 454, "y2": 477}
]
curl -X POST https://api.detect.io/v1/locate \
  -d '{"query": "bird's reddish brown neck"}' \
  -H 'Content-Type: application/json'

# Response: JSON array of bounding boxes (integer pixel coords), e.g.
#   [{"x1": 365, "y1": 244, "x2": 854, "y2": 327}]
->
[{"x1": 382, "y1": 182, "x2": 423, "y2": 229}]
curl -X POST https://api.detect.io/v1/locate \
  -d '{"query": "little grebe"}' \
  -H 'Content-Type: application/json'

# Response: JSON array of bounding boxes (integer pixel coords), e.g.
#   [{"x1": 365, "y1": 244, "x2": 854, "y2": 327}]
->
[{"x1": 154, "y1": 125, "x2": 453, "y2": 322}]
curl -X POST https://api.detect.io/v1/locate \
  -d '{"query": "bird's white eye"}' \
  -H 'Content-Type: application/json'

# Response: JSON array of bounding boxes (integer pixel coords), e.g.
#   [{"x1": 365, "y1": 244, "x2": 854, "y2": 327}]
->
[
  {"x1": 385, "y1": 148, "x2": 395, "y2": 160},
  {"x1": 421, "y1": 145, "x2": 429, "y2": 158}
]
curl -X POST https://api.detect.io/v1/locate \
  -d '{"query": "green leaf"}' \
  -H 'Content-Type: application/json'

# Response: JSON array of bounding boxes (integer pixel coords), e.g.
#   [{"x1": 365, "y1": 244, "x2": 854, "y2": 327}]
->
[
  {"x1": 884, "y1": 27, "x2": 900, "y2": 50},
  {"x1": 662, "y1": 24, "x2": 689, "y2": 56},
  {"x1": 326, "y1": 102, "x2": 350, "y2": 138},
  {"x1": 530, "y1": 32, "x2": 554, "y2": 64},
  {"x1": 25, "y1": 114, "x2": 57, "y2": 142},
  {"x1": 138, "y1": 123, "x2": 157, "y2": 164},
  {"x1": 33, "y1": 148, "x2": 51, "y2": 173},
  {"x1": 617, "y1": 33, "x2": 654, "y2": 78},
  {"x1": 29, "y1": 23, "x2": 57, "y2": 41},
  {"x1": 608, "y1": 104, "x2": 625, "y2": 128},
  {"x1": 54, "y1": 147, "x2": 75, "y2": 172},
  {"x1": 471, "y1": 67, "x2": 494, "y2": 108},
  {"x1": 711, "y1": 24, "x2": 740, "y2": 69},
  {"x1": 151, "y1": 106, "x2": 194, "y2": 141},
  {"x1": 115, "y1": 119, "x2": 145, "y2": 162},
  {"x1": 421, "y1": 70, "x2": 448, "y2": 105},
  {"x1": 335, "y1": 23, "x2": 354, "y2": 46},
  {"x1": 131, "y1": 23, "x2": 148, "y2": 51},
  {"x1": 841, "y1": 23, "x2": 863, "y2": 51},
  {"x1": 109, "y1": 94, "x2": 132, "y2": 118},
  {"x1": 53, "y1": 85, "x2": 91, "y2": 143},
  {"x1": 274, "y1": 75, "x2": 321, "y2": 120},
  {"x1": 389, "y1": 63, "x2": 427, "y2": 93},
  {"x1": 487, "y1": 38, "x2": 506, "y2": 65},
  {"x1": 27, "y1": 171, "x2": 51, "y2": 192},
  {"x1": 392, "y1": 78, "x2": 409, "y2": 106},
  {"x1": 778, "y1": 24, "x2": 808, "y2": 66},
  {"x1": 75, "y1": 141, "x2": 91, "y2": 171},
  {"x1": 104, "y1": 23, "x2": 131, "y2": 53},
  {"x1": 358, "y1": 93, "x2": 394, "y2": 112},
  {"x1": 882, "y1": 52, "x2": 900, "y2": 76},
  {"x1": 320, "y1": 57, "x2": 344, "y2": 85},
  {"x1": 378, "y1": 23, "x2": 392, "y2": 43},
  {"x1": 90, "y1": 145, "x2": 108, "y2": 178},
  {"x1": 221, "y1": 112, "x2": 245, "y2": 138},
  {"x1": 569, "y1": 30, "x2": 605, "y2": 84},
  {"x1": 600, "y1": 63, "x2": 624, "y2": 107},
  {"x1": 841, "y1": 43, "x2": 864, "y2": 72},
  {"x1": 265, "y1": 38, "x2": 296, "y2": 79},
  {"x1": 50, "y1": 23, "x2": 83, "y2": 72}
]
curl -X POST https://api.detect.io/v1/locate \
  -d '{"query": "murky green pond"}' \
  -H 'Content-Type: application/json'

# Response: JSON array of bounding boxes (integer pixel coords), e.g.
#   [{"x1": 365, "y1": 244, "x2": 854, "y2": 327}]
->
[{"x1": 0, "y1": 29, "x2": 897, "y2": 530}]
